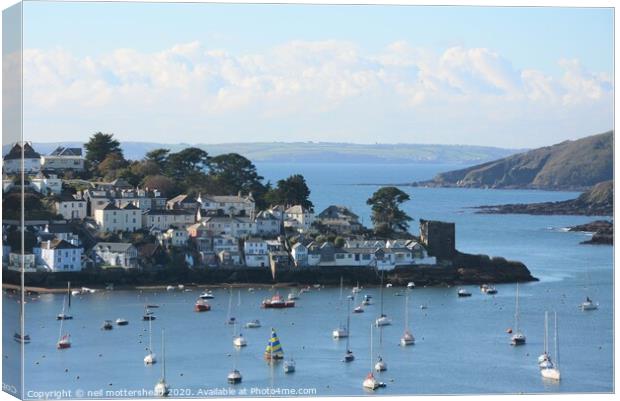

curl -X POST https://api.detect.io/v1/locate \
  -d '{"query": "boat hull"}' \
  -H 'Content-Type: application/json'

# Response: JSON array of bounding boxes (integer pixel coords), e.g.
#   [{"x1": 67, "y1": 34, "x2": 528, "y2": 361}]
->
[{"x1": 541, "y1": 368, "x2": 561, "y2": 381}]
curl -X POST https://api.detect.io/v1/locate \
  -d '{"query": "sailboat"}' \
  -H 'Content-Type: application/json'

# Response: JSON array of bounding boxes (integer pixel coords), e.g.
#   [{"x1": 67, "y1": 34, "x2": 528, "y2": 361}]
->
[
  {"x1": 540, "y1": 312, "x2": 561, "y2": 381},
  {"x1": 283, "y1": 356, "x2": 296, "y2": 373},
  {"x1": 232, "y1": 291, "x2": 247, "y2": 346},
  {"x1": 375, "y1": 272, "x2": 391, "y2": 327},
  {"x1": 343, "y1": 297, "x2": 355, "y2": 362},
  {"x1": 144, "y1": 317, "x2": 157, "y2": 365},
  {"x1": 580, "y1": 268, "x2": 599, "y2": 311},
  {"x1": 362, "y1": 324, "x2": 380, "y2": 390},
  {"x1": 154, "y1": 329, "x2": 170, "y2": 397},
  {"x1": 333, "y1": 277, "x2": 349, "y2": 338},
  {"x1": 510, "y1": 283, "x2": 526, "y2": 346},
  {"x1": 56, "y1": 298, "x2": 71, "y2": 349},
  {"x1": 264, "y1": 328, "x2": 284, "y2": 360},
  {"x1": 375, "y1": 300, "x2": 388, "y2": 372},
  {"x1": 228, "y1": 319, "x2": 243, "y2": 384},
  {"x1": 538, "y1": 311, "x2": 552, "y2": 368},
  {"x1": 56, "y1": 282, "x2": 73, "y2": 320},
  {"x1": 400, "y1": 291, "x2": 415, "y2": 346}
]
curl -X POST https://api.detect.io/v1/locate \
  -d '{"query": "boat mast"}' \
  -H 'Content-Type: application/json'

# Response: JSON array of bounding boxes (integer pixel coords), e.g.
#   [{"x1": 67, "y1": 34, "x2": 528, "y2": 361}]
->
[
  {"x1": 543, "y1": 311, "x2": 548, "y2": 354},
  {"x1": 58, "y1": 298, "x2": 66, "y2": 341},
  {"x1": 404, "y1": 291, "x2": 409, "y2": 332},
  {"x1": 554, "y1": 312, "x2": 559, "y2": 369},
  {"x1": 148, "y1": 317, "x2": 153, "y2": 354},
  {"x1": 67, "y1": 281, "x2": 71, "y2": 309},
  {"x1": 161, "y1": 329, "x2": 166, "y2": 382},
  {"x1": 514, "y1": 282, "x2": 520, "y2": 332},
  {"x1": 369, "y1": 324, "x2": 373, "y2": 371},
  {"x1": 380, "y1": 271, "x2": 385, "y2": 317},
  {"x1": 345, "y1": 297, "x2": 351, "y2": 350}
]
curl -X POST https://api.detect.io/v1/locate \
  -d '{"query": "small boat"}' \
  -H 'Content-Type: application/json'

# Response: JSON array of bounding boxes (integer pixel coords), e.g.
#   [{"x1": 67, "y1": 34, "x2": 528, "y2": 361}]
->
[
  {"x1": 457, "y1": 288, "x2": 472, "y2": 297},
  {"x1": 166, "y1": 285, "x2": 175, "y2": 291},
  {"x1": 57, "y1": 334, "x2": 71, "y2": 349},
  {"x1": 332, "y1": 326, "x2": 348, "y2": 338},
  {"x1": 143, "y1": 307, "x2": 157, "y2": 321},
  {"x1": 362, "y1": 298, "x2": 372, "y2": 306},
  {"x1": 264, "y1": 329, "x2": 284, "y2": 360},
  {"x1": 57, "y1": 299, "x2": 71, "y2": 349},
  {"x1": 385, "y1": 283, "x2": 392, "y2": 288},
  {"x1": 245, "y1": 320, "x2": 261, "y2": 329},
  {"x1": 510, "y1": 283, "x2": 526, "y2": 346},
  {"x1": 313, "y1": 284, "x2": 321, "y2": 289},
  {"x1": 352, "y1": 283, "x2": 362, "y2": 294},
  {"x1": 580, "y1": 296, "x2": 598, "y2": 311},
  {"x1": 419, "y1": 304, "x2": 428, "y2": 310},
  {"x1": 233, "y1": 333, "x2": 247, "y2": 347},
  {"x1": 227, "y1": 369, "x2": 242, "y2": 384},
  {"x1": 56, "y1": 313, "x2": 73, "y2": 321},
  {"x1": 407, "y1": 282, "x2": 415, "y2": 289},
  {"x1": 283, "y1": 358, "x2": 296, "y2": 373},
  {"x1": 102, "y1": 320, "x2": 113, "y2": 330},
  {"x1": 153, "y1": 329, "x2": 169, "y2": 397},
  {"x1": 540, "y1": 312, "x2": 561, "y2": 381},
  {"x1": 199, "y1": 291, "x2": 214, "y2": 299},
  {"x1": 374, "y1": 355, "x2": 387, "y2": 372},
  {"x1": 481, "y1": 284, "x2": 498, "y2": 295},
  {"x1": 400, "y1": 292, "x2": 415, "y2": 346},
  {"x1": 375, "y1": 314, "x2": 391, "y2": 327},
  {"x1": 194, "y1": 299, "x2": 211, "y2": 312},
  {"x1": 343, "y1": 349, "x2": 355, "y2": 363},
  {"x1": 287, "y1": 291, "x2": 299, "y2": 301},
  {"x1": 363, "y1": 373, "x2": 380, "y2": 390},
  {"x1": 261, "y1": 293, "x2": 295, "y2": 309},
  {"x1": 177, "y1": 284, "x2": 184, "y2": 290},
  {"x1": 353, "y1": 305, "x2": 364, "y2": 313},
  {"x1": 147, "y1": 304, "x2": 161, "y2": 308},
  {"x1": 115, "y1": 318, "x2": 129, "y2": 326},
  {"x1": 14, "y1": 332, "x2": 31, "y2": 344}
]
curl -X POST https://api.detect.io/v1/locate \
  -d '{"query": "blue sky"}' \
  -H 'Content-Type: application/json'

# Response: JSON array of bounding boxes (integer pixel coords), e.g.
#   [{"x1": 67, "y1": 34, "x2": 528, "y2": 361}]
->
[{"x1": 20, "y1": 2, "x2": 614, "y2": 147}]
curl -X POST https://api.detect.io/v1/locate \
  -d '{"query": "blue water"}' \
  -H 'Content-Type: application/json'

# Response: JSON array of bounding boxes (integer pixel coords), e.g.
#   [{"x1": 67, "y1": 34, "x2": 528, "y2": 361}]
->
[{"x1": 4, "y1": 162, "x2": 613, "y2": 397}]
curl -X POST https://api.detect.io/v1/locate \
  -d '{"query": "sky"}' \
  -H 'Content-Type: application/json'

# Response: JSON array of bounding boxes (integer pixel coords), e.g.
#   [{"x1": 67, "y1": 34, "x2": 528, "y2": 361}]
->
[{"x1": 15, "y1": 2, "x2": 614, "y2": 148}]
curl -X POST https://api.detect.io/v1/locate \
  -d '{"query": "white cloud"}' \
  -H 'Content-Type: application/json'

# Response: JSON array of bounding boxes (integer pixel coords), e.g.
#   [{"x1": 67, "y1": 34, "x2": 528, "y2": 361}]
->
[{"x1": 21, "y1": 40, "x2": 613, "y2": 147}]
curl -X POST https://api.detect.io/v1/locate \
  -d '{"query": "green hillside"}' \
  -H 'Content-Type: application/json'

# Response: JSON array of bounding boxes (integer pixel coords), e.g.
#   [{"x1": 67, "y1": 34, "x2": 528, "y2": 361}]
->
[{"x1": 423, "y1": 131, "x2": 613, "y2": 190}]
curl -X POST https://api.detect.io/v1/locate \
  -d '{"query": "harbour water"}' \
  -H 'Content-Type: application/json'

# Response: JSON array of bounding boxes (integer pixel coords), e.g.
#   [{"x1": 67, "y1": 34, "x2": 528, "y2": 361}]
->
[{"x1": 4, "y1": 162, "x2": 613, "y2": 397}]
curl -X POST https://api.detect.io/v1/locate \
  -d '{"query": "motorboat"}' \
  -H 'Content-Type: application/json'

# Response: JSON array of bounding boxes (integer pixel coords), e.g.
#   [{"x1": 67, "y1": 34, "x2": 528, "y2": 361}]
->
[
  {"x1": 332, "y1": 326, "x2": 348, "y2": 339},
  {"x1": 57, "y1": 334, "x2": 71, "y2": 349},
  {"x1": 245, "y1": 320, "x2": 261, "y2": 329},
  {"x1": 343, "y1": 349, "x2": 355, "y2": 363},
  {"x1": 457, "y1": 288, "x2": 472, "y2": 297},
  {"x1": 115, "y1": 318, "x2": 129, "y2": 326},
  {"x1": 375, "y1": 314, "x2": 391, "y2": 327},
  {"x1": 56, "y1": 313, "x2": 73, "y2": 321},
  {"x1": 580, "y1": 297, "x2": 598, "y2": 311},
  {"x1": 194, "y1": 299, "x2": 211, "y2": 312},
  {"x1": 353, "y1": 305, "x2": 364, "y2": 313},
  {"x1": 261, "y1": 293, "x2": 295, "y2": 308},
  {"x1": 407, "y1": 282, "x2": 415, "y2": 289},
  {"x1": 102, "y1": 320, "x2": 114, "y2": 330},
  {"x1": 227, "y1": 369, "x2": 242, "y2": 384},
  {"x1": 199, "y1": 291, "x2": 214, "y2": 299},
  {"x1": 283, "y1": 358, "x2": 296, "y2": 373},
  {"x1": 233, "y1": 333, "x2": 247, "y2": 347},
  {"x1": 166, "y1": 286, "x2": 175, "y2": 291}
]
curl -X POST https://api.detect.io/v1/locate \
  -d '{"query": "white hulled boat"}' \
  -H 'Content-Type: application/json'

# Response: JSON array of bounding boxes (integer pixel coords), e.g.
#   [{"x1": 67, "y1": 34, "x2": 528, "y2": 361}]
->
[
  {"x1": 510, "y1": 283, "x2": 526, "y2": 346},
  {"x1": 154, "y1": 329, "x2": 170, "y2": 397},
  {"x1": 400, "y1": 291, "x2": 415, "y2": 346},
  {"x1": 540, "y1": 312, "x2": 561, "y2": 381}
]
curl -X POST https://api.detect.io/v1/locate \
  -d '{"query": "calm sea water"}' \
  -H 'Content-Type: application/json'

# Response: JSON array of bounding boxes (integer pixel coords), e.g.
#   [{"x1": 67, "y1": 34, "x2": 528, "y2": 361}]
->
[{"x1": 4, "y1": 163, "x2": 613, "y2": 397}]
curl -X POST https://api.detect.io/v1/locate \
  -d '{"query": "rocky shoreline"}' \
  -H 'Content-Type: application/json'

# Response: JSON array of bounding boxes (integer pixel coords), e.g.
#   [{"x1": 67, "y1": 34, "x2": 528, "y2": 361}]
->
[
  {"x1": 569, "y1": 220, "x2": 613, "y2": 245},
  {"x1": 2, "y1": 251, "x2": 536, "y2": 291}
]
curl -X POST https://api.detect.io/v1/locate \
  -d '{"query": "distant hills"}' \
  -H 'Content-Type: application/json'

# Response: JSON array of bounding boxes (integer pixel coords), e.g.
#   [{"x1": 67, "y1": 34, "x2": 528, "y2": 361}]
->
[
  {"x1": 3, "y1": 141, "x2": 523, "y2": 165},
  {"x1": 418, "y1": 131, "x2": 613, "y2": 191}
]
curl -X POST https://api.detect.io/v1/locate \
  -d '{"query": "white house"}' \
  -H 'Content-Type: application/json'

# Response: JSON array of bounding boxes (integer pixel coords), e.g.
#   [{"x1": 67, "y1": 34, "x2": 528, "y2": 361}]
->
[
  {"x1": 3, "y1": 142, "x2": 41, "y2": 175},
  {"x1": 284, "y1": 205, "x2": 315, "y2": 233},
  {"x1": 198, "y1": 192, "x2": 255, "y2": 217},
  {"x1": 212, "y1": 235, "x2": 239, "y2": 254},
  {"x1": 54, "y1": 194, "x2": 87, "y2": 220},
  {"x1": 114, "y1": 188, "x2": 166, "y2": 212},
  {"x1": 92, "y1": 242, "x2": 138, "y2": 269},
  {"x1": 95, "y1": 203, "x2": 142, "y2": 232},
  {"x1": 160, "y1": 228, "x2": 189, "y2": 248},
  {"x1": 291, "y1": 242, "x2": 309, "y2": 266},
  {"x1": 254, "y1": 210, "x2": 281, "y2": 237},
  {"x1": 39, "y1": 239, "x2": 83, "y2": 272},
  {"x1": 142, "y1": 209, "x2": 195, "y2": 231},
  {"x1": 30, "y1": 172, "x2": 63, "y2": 195},
  {"x1": 201, "y1": 215, "x2": 255, "y2": 238},
  {"x1": 243, "y1": 238, "x2": 269, "y2": 267},
  {"x1": 40, "y1": 146, "x2": 85, "y2": 172}
]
